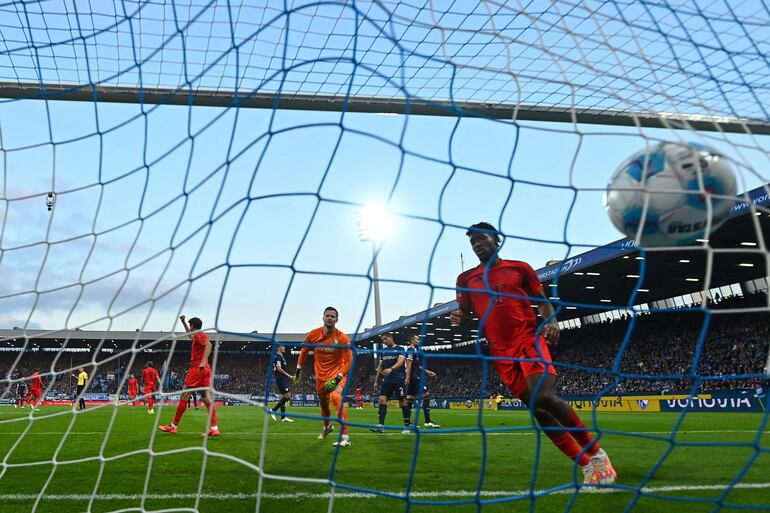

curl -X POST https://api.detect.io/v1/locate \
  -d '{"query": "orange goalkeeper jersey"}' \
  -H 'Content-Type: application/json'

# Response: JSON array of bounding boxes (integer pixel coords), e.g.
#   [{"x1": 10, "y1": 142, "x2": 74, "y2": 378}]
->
[{"x1": 298, "y1": 327, "x2": 352, "y2": 381}]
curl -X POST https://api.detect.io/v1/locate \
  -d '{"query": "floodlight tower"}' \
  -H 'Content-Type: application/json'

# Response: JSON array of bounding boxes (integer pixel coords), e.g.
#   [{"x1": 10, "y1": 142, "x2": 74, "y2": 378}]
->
[{"x1": 356, "y1": 204, "x2": 393, "y2": 367}]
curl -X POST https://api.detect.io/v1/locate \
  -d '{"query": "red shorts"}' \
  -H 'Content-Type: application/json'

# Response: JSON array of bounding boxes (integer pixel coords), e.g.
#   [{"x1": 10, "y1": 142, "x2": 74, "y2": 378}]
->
[
  {"x1": 29, "y1": 388, "x2": 41, "y2": 399},
  {"x1": 184, "y1": 365, "x2": 211, "y2": 389},
  {"x1": 128, "y1": 390, "x2": 138, "y2": 398},
  {"x1": 143, "y1": 386, "x2": 156, "y2": 396},
  {"x1": 315, "y1": 375, "x2": 347, "y2": 397},
  {"x1": 491, "y1": 334, "x2": 557, "y2": 398}
]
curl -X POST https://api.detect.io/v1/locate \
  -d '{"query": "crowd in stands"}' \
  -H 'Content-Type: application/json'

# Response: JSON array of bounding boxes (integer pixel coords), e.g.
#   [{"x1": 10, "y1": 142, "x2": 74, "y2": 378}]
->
[
  {"x1": 553, "y1": 293, "x2": 770, "y2": 394},
  {"x1": 1, "y1": 294, "x2": 768, "y2": 400}
]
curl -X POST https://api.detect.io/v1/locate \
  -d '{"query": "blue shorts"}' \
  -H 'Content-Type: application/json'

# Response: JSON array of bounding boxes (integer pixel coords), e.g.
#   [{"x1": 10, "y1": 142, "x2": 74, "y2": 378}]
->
[
  {"x1": 275, "y1": 380, "x2": 290, "y2": 394},
  {"x1": 407, "y1": 378, "x2": 426, "y2": 398},
  {"x1": 379, "y1": 381, "x2": 405, "y2": 401}
]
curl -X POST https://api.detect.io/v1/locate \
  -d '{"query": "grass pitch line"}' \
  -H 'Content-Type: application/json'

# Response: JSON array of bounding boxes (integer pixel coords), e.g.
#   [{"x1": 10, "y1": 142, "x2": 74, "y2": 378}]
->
[{"x1": 2, "y1": 482, "x2": 770, "y2": 501}]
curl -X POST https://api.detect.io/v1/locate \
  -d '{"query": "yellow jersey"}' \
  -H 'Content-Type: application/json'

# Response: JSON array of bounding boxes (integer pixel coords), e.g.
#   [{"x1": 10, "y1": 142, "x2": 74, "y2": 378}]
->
[{"x1": 77, "y1": 371, "x2": 88, "y2": 386}]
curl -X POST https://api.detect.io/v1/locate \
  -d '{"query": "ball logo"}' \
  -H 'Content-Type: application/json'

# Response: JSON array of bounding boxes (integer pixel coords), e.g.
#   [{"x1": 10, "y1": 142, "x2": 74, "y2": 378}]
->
[{"x1": 605, "y1": 141, "x2": 737, "y2": 246}]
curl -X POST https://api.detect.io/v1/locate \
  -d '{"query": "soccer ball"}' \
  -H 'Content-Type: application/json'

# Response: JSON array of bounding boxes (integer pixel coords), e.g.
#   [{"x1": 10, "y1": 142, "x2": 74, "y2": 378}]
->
[{"x1": 605, "y1": 142, "x2": 737, "y2": 246}]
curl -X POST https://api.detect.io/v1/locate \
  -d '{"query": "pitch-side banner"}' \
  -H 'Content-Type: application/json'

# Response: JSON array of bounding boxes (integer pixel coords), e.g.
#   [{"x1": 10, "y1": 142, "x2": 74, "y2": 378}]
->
[
  {"x1": 444, "y1": 393, "x2": 764, "y2": 412},
  {"x1": 659, "y1": 394, "x2": 765, "y2": 413},
  {"x1": 490, "y1": 396, "x2": 664, "y2": 412}
]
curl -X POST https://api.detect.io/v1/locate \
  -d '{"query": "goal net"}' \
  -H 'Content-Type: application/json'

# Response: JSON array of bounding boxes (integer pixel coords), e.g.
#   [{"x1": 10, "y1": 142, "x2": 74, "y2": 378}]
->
[{"x1": 0, "y1": 1, "x2": 768, "y2": 512}]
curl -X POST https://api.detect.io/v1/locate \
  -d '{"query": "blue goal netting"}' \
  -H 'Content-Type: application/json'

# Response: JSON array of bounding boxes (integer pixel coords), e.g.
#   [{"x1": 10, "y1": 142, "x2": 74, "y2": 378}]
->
[{"x1": 0, "y1": 1, "x2": 768, "y2": 512}]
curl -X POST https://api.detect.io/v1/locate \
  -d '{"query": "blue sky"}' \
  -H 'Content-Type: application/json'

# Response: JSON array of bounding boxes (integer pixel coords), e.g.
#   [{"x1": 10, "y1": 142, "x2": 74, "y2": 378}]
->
[{"x1": 0, "y1": 1, "x2": 768, "y2": 335}]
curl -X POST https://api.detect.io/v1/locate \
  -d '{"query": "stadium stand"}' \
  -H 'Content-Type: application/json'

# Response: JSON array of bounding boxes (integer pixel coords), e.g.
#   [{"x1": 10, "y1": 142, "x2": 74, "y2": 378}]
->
[{"x1": 2, "y1": 292, "x2": 767, "y2": 402}]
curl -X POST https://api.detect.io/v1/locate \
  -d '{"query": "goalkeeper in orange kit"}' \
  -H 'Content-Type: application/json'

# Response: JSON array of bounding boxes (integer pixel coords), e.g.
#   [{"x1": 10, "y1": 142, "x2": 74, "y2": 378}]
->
[{"x1": 295, "y1": 306, "x2": 352, "y2": 447}]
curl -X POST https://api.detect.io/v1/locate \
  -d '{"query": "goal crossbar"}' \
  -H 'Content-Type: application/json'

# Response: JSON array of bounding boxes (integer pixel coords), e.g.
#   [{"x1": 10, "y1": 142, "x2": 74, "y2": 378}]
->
[{"x1": 2, "y1": 81, "x2": 768, "y2": 135}]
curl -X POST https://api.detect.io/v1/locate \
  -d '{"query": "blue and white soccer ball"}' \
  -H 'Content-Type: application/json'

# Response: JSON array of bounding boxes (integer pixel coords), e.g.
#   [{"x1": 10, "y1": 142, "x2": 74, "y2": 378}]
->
[{"x1": 605, "y1": 142, "x2": 737, "y2": 246}]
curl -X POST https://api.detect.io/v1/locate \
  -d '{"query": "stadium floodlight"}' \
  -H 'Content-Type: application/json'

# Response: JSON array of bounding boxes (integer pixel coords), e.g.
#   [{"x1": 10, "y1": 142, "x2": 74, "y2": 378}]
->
[
  {"x1": 356, "y1": 203, "x2": 393, "y2": 327},
  {"x1": 356, "y1": 203, "x2": 393, "y2": 242},
  {"x1": 356, "y1": 203, "x2": 392, "y2": 369}
]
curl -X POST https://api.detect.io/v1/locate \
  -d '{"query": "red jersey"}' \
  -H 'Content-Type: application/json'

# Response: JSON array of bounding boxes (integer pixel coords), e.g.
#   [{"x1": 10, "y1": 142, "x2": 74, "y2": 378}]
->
[
  {"x1": 355, "y1": 387, "x2": 362, "y2": 399},
  {"x1": 143, "y1": 367, "x2": 159, "y2": 388},
  {"x1": 190, "y1": 332, "x2": 210, "y2": 368},
  {"x1": 456, "y1": 259, "x2": 544, "y2": 347},
  {"x1": 298, "y1": 327, "x2": 351, "y2": 381},
  {"x1": 128, "y1": 378, "x2": 139, "y2": 394},
  {"x1": 31, "y1": 373, "x2": 43, "y2": 390}
]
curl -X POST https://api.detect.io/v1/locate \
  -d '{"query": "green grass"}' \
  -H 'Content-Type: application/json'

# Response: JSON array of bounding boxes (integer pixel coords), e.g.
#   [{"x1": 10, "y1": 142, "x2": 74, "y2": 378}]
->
[{"x1": 0, "y1": 405, "x2": 768, "y2": 513}]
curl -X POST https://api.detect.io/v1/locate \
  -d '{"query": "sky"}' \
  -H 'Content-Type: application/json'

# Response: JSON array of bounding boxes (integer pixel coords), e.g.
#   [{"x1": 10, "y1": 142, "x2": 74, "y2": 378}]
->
[{"x1": 0, "y1": 0, "x2": 768, "y2": 336}]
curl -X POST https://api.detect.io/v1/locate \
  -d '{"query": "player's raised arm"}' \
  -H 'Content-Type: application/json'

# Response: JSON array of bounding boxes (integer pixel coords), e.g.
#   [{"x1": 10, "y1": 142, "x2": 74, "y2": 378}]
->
[{"x1": 179, "y1": 315, "x2": 194, "y2": 340}]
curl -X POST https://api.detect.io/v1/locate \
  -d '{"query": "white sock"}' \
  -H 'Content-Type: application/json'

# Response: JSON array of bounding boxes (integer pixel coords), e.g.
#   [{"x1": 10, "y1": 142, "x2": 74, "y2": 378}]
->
[
  {"x1": 171, "y1": 423, "x2": 177, "y2": 428},
  {"x1": 211, "y1": 425, "x2": 218, "y2": 431}
]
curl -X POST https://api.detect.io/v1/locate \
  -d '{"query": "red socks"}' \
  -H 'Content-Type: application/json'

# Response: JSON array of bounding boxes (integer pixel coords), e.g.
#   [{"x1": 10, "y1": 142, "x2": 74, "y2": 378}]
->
[
  {"x1": 552, "y1": 433, "x2": 591, "y2": 466},
  {"x1": 562, "y1": 411, "x2": 599, "y2": 457},
  {"x1": 147, "y1": 397, "x2": 154, "y2": 410},
  {"x1": 173, "y1": 399, "x2": 188, "y2": 425},
  {"x1": 205, "y1": 402, "x2": 218, "y2": 427}
]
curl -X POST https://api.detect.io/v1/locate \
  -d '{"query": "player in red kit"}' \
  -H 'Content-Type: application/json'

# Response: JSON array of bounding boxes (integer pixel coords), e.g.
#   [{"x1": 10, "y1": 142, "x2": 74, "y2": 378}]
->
[
  {"x1": 355, "y1": 386, "x2": 363, "y2": 409},
  {"x1": 452, "y1": 222, "x2": 617, "y2": 485},
  {"x1": 128, "y1": 374, "x2": 139, "y2": 408},
  {"x1": 143, "y1": 362, "x2": 161, "y2": 414},
  {"x1": 29, "y1": 370, "x2": 44, "y2": 409},
  {"x1": 159, "y1": 315, "x2": 220, "y2": 437}
]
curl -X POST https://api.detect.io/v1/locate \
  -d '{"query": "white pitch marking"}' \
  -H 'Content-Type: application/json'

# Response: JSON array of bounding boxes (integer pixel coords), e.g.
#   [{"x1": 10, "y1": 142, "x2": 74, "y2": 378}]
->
[{"x1": 1, "y1": 482, "x2": 770, "y2": 501}]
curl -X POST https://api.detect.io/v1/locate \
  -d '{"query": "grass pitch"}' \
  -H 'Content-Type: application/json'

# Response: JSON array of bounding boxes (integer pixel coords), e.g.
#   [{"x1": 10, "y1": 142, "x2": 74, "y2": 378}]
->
[{"x1": 0, "y1": 404, "x2": 768, "y2": 513}]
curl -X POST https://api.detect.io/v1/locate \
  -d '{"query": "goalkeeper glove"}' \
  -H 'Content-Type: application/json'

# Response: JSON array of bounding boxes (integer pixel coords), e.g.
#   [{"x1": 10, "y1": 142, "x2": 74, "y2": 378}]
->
[
  {"x1": 323, "y1": 373, "x2": 344, "y2": 392},
  {"x1": 293, "y1": 369, "x2": 302, "y2": 386}
]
